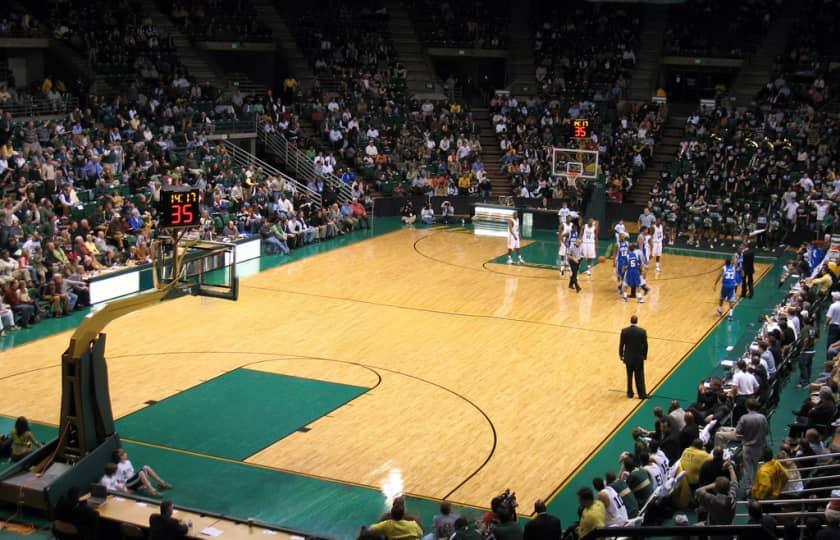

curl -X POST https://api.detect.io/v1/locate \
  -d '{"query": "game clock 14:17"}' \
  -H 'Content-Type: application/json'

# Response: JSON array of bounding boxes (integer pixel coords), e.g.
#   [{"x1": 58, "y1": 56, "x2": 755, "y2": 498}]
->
[{"x1": 158, "y1": 187, "x2": 201, "y2": 229}]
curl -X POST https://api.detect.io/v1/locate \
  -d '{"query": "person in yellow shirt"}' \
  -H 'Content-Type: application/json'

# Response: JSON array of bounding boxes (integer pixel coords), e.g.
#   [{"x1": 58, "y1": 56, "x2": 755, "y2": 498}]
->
[
  {"x1": 458, "y1": 172, "x2": 472, "y2": 195},
  {"x1": 752, "y1": 448, "x2": 789, "y2": 500},
  {"x1": 577, "y1": 487, "x2": 606, "y2": 537},
  {"x1": 673, "y1": 439, "x2": 712, "y2": 508},
  {"x1": 368, "y1": 504, "x2": 423, "y2": 540}
]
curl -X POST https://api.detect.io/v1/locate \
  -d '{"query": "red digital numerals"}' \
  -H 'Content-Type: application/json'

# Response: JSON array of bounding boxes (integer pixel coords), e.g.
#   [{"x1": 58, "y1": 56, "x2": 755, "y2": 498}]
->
[{"x1": 170, "y1": 203, "x2": 195, "y2": 225}]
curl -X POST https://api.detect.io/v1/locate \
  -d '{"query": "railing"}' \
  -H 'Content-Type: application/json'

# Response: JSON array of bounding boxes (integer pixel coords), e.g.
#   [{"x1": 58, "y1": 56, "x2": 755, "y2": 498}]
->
[
  {"x1": 257, "y1": 122, "x2": 353, "y2": 205},
  {"x1": 220, "y1": 140, "x2": 322, "y2": 209},
  {"x1": 2, "y1": 94, "x2": 79, "y2": 118},
  {"x1": 207, "y1": 113, "x2": 258, "y2": 136}
]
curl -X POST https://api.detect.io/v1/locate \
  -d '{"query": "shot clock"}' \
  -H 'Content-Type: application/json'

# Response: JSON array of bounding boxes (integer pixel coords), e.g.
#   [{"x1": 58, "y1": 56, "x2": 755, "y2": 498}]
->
[
  {"x1": 572, "y1": 118, "x2": 590, "y2": 139},
  {"x1": 158, "y1": 186, "x2": 201, "y2": 229}
]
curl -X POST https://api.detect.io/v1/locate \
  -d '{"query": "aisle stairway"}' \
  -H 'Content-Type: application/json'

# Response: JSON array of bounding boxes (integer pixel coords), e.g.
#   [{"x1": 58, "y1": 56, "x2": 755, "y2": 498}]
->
[
  {"x1": 507, "y1": 1, "x2": 535, "y2": 97},
  {"x1": 627, "y1": 4, "x2": 668, "y2": 102},
  {"x1": 473, "y1": 108, "x2": 510, "y2": 196},
  {"x1": 382, "y1": 0, "x2": 442, "y2": 98},
  {"x1": 250, "y1": 0, "x2": 315, "y2": 89},
  {"x1": 624, "y1": 105, "x2": 693, "y2": 205},
  {"x1": 730, "y1": 5, "x2": 796, "y2": 105}
]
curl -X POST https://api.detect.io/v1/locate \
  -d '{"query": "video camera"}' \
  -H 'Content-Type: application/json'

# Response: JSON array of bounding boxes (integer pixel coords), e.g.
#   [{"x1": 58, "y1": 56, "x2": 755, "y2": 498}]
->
[{"x1": 490, "y1": 489, "x2": 518, "y2": 521}]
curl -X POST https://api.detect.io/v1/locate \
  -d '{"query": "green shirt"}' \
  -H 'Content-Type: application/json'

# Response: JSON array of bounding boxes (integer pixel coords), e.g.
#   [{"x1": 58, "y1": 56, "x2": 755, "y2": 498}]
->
[
  {"x1": 492, "y1": 520, "x2": 523, "y2": 540},
  {"x1": 627, "y1": 468, "x2": 653, "y2": 506},
  {"x1": 610, "y1": 478, "x2": 639, "y2": 518}
]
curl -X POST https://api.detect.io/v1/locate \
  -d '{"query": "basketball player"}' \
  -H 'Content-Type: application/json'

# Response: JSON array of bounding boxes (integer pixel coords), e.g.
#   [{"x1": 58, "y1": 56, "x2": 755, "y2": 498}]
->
[
  {"x1": 558, "y1": 202, "x2": 570, "y2": 226},
  {"x1": 623, "y1": 244, "x2": 651, "y2": 303},
  {"x1": 558, "y1": 219, "x2": 574, "y2": 275},
  {"x1": 713, "y1": 254, "x2": 739, "y2": 320},
  {"x1": 638, "y1": 228, "x2": 652, "y2": 273},
  {"x1": 614, "y1": 232, "x2": 630, "y2": 297},
  {"x1": 593, "y1": 477, "x2": 628, "y2": 528},
  {"x1": 581, "y1": 218, "x2": 598, "y2": 275},
  {"x1": 614, "y1": 219, "x2": 626, "y2": 245},
  {"x1": 507, "y1": 214, "x2": 524, "y2": 264},
  {"x1": 652, "y1": 218, "x2": 665, "y2": 272}
]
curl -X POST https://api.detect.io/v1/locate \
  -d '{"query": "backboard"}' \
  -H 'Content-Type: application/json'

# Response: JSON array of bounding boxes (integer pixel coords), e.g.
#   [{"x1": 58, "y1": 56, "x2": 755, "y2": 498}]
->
[
  {"x1": 551, "y1": 147, "x2": 599, "y2": 180},
  {"x1": 153, "y1": 235, "x2": 239, "y2": 300}
]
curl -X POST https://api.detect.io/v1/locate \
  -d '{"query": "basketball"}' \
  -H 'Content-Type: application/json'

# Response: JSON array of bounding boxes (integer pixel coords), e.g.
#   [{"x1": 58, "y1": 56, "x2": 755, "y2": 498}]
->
[{"x1": 598, "y1": 256, "x2": 606, "y2": 263}]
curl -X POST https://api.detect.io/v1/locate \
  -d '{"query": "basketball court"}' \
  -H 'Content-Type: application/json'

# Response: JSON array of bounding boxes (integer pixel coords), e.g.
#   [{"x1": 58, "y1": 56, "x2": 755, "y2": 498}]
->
[{"x1": 0, "y1": 222, "x2": 774, "y2": 522}]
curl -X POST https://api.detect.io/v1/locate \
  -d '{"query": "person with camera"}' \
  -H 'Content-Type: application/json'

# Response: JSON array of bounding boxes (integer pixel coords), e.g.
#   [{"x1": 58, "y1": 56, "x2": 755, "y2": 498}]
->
[
  {"x1": 694, "y1": 461, "x2": 738, "y2": 540},
  {"x1": 481, "y1": 491, "x2": 522, "y2": 540}
]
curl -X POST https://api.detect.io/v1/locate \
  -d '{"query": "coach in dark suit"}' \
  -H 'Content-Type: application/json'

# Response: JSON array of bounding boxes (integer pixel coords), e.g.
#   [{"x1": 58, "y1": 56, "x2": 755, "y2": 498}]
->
[
  {"x1": 740, "y1": 243, "x2": 755, "y2": 298},
  {"x1": 619, "y1": 315, "x2": 648, "y2": 399},
  {"x1": 524, "y1": 500, "x2": 562, "y2": 540}
]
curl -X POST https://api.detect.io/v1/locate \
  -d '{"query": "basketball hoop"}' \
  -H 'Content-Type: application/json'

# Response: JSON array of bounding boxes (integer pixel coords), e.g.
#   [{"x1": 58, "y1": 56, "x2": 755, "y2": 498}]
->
[{"x1": 565, "y1": 171, "x2": 580, "y2": 188}]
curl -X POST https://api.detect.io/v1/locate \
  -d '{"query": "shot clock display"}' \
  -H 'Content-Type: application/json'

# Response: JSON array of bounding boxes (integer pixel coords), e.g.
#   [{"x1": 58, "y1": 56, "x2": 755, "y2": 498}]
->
[
  {"x1": 572, "y1": 118, "x2": 590, "y2": 139},
  {"x1": 158, "y1": 186, "x2": 201, "y2": 229}
]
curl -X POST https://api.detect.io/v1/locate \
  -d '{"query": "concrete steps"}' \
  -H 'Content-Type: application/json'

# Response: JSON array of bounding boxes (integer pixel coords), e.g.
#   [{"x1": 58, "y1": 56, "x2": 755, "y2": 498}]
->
[
  {"x1": 383, "y1": 0, "x2": 443, "y2": 97},
  {"x1": 625, "y1": 113, "x2": 688, "y2": 205},
  {"x1": 250, "y1": 0, "x2": 315, "y2": 89},
  {"x1": 473, "y1": 108, "x2": 510, "y2": 196},
  {"x1": 506, "y1": 1, "x2": 535, "y2": 96},
  {"x1": 731, "y1": 5, "x2": 796, "y2": 105},
  {"x1": 627, "y1": 5, "x2": 668, "y2": 102}
]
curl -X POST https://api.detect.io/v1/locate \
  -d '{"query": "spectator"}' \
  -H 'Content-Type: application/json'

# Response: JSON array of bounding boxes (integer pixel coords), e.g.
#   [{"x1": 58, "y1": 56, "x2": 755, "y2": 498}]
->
[
  {"x1": 714, "y1": 399, "x2": 768, "y2": 493},
  {"x1": 695, "y1": 462, "x2": 738, "y2": 540},
  {"x1": 113, "y1": 448, "x2": 172, "y2": 497},
  {"x1": 10, "y1": 416, "x2": 42, "y2": 461},
  {"x1": 431, "y1": 502, "x2": 459, "y2": 539},
  {"x1": 576, "y1": 487, "x2": 605, "y2": 538},
  {"x1": 523, "y1": 499, "x2": 562, "y2": 540},
  {"x1": 420, "y1": 203, "x2": 435, "y2": 225},
  {"x1": 751, "y1": 448, "x2": 789, "y2": 500},
  {"x1": 367, "y1": 502, "x2": 423, "y2": 540},
  {"x1": 149, "y1": 500, "x2": 190, "y2": 540}
]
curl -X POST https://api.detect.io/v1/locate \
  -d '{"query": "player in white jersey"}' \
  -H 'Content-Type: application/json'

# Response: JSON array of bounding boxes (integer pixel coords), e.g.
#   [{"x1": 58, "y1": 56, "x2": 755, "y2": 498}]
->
[
  {"x1": 558, "y1": 220, "x2": 573, "y2": 274},
  {"x1": 593, "y1": 477, "x2": 628, "y2": 527},
  {"x1": 614, "y1": 219, "x2": 626, "y2": 245},
  {"x1": 558, "y1": 202, "x2": 570, "y2": 226},
  {"x1": 639, "y1": 228, "x2": 652, "y2": 272},
  {"x1": 581, "y1": 219, "x2": 597, "y2": 275},
  {"x1": 507, "y1": 214, "x2": 524, "y2": 264},
  {"x1": 652, "y1": 219, "x2": 664, "y2": 272}
]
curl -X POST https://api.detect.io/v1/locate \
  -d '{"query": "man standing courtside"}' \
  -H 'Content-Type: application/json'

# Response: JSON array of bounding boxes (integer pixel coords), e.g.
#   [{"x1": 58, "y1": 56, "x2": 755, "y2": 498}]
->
[
  {"x1": 619, "y1": 315, "x2": 648, "y2": 399},
  {"x1": 740, "y1": 243, "x2": 755, "y2": 299}
]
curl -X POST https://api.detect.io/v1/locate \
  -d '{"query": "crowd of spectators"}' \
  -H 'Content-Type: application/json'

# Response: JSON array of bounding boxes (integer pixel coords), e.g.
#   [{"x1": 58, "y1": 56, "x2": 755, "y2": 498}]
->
[
  {"x1": 267, "y1": 2, "x2": 493, "y2": 198},
  {"x1": 407, "y1": 0, "x2": 509, "y2": 50},
  {"x1": 646, "y1": 23, "x2": 838, "y2": 251},
  {"x1": 47, "y1": 0, "x2": 186, "y2": 91},
  {"x1": 0, "y1": 10, "x2": 47, "y2": 38},
  {"x1": 164, "y1": 0, "x2": 272, "y2": 42},
  {"x1": 664, "y1": 0, "x2": 778, "y2": 58},
  {"x1": 549, "y1": 244, "x2": 840, "y2": 538},
  {"x1": 0, "y1": 69, "x2": 377, "y2": 335},
  {"x1": 483, "y1": 3, "x2": 655, "y2": 203}
]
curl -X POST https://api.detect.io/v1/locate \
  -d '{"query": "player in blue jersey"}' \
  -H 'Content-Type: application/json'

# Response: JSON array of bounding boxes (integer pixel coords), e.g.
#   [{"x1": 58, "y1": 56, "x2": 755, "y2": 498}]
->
[
  {"x1": 622, "y1": 246, "x2": 651, "y2": 303},
  {"x1": 614, "y1": 233, "x2": 630, "y2": 297},
  {"x1": 713, "y1": 254, "x2": 740, "y2": 319}
]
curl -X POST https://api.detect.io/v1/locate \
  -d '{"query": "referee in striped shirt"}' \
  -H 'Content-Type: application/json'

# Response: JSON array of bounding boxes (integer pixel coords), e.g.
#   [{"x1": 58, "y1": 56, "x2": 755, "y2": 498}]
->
[{"x1": 568, "y1": 238, "x2": 582, "y2": 293}]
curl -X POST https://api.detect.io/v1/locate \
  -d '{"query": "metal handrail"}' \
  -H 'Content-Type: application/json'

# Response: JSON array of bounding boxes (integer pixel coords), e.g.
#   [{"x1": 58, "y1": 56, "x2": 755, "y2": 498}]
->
[
  {"x1": 220, "y1": 140, "x2": 322, "y2": 208},
  {"x1": 738, "y1": 497, "x2": 837, "y2": 505},
  {"x1": 257, "y1": 122, "x2": 353, "y2": 205},
  {"x1": 2, "y1": 94, "x2": 80, "y2": 118},
  {"x1": 779, "y1": 452, "x2": 840, "y2": 462}
]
